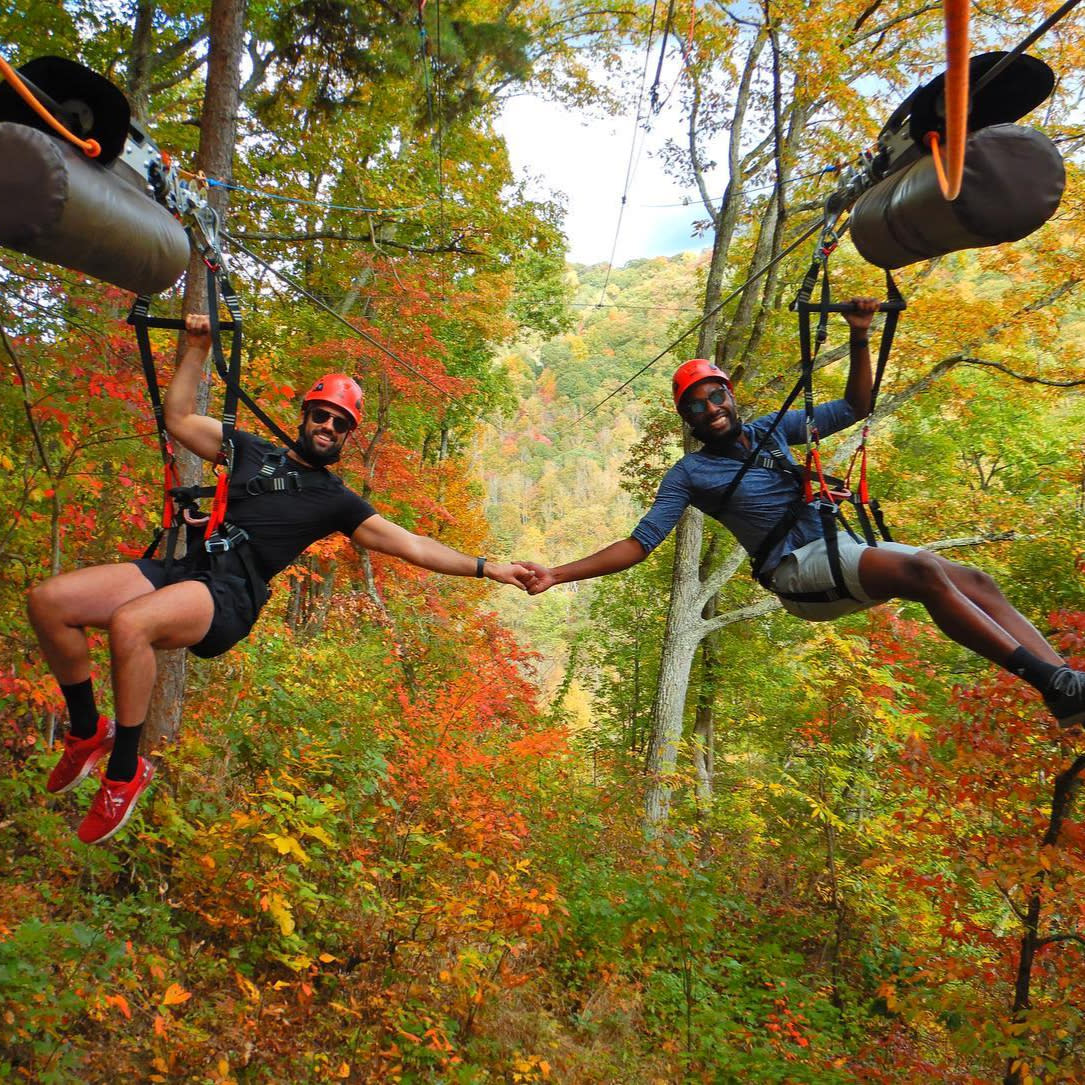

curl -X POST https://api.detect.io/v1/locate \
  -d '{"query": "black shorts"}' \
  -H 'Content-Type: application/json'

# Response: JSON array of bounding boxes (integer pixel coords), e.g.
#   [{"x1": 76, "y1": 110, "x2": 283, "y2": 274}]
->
[{"x1": 133, "y1": 557, "x2": 268, "y2": 659}]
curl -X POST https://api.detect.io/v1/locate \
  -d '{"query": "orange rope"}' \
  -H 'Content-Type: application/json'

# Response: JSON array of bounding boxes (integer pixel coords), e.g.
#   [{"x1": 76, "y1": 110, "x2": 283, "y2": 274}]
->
[
  {"x1": 931, "y1": 0, "x2": 970, "y2": 200},
  {"x1": 0, "y1": 55, "x2": 101, "y2": 158}
]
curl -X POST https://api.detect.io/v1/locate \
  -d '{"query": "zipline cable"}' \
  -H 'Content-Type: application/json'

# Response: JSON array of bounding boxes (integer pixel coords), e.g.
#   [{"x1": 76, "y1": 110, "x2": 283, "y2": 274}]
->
[
  {"x1": 596, "y1": 0, "x2": 664, "y2": 306},
  {"x1": 197, "y1": 174, "x2": 430, "y2": 215},
  {"x1": 973, "y1": 0, "x2": 1085, "y2": 96},
  {"x1": 223, "y1": 231, "x2": 453, "y2": 397},
  {"x1": 641, "y1": 164, "x2": 842, "y2": 206},
  {"x1": 573, "y1": 214, "x2": 826, "y2": 425}
]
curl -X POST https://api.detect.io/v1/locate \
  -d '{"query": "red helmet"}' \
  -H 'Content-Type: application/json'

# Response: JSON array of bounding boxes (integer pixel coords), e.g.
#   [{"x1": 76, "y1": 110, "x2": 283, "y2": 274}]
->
[
  {"x1": 671, "y1": 359, "x2": 733, "y2": 408},
  {"x1": 302, "y1": 374, "x2": 363, "y2": 427}
]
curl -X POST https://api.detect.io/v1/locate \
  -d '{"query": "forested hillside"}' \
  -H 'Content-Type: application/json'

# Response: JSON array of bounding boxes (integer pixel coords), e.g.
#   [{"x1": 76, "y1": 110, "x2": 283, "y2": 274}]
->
[{"x1": 3, "y1": 0, "x2": 1085, "y2": 1082}]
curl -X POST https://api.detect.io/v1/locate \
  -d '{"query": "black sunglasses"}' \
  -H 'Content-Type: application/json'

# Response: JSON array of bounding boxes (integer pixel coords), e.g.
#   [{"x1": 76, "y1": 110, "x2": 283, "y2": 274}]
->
[
  {"x1": 309, "y1": 406, "x2": 352, "y2": 434},
  {"x1": 682, "y1": 387, "x2": 729, "y2": 416}
]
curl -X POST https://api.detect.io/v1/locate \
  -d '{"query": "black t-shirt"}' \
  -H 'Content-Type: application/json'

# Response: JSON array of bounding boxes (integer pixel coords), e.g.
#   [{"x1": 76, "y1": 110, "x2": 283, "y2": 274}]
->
[{"x1": 193, "y1": 429, "x2": 376, "y2": 582}]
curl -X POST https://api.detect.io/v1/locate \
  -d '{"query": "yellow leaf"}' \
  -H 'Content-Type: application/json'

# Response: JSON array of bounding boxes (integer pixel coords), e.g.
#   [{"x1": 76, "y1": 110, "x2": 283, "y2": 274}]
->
[
  {"x1": 302, "y1": 824, "x2": 335, "y2": 847},
  {"x1": 267, "y1": 892, "x2": 296, "y2": 936},
  {"x1": 264, "y1": 834, "x2": 310, "y2": 863},
  {"x1": 319, "y1": 953, "x2": 337, "y2": 963},
  {"x1": 161, "y1": 983, "x2": 191, "y2": 1007},
  {"x1": 234, "y1": 971, "x2": 259, "y2": 1001},
  {"x1": 336, "y1": 1063, "x2": 351, "y2": 1079}
]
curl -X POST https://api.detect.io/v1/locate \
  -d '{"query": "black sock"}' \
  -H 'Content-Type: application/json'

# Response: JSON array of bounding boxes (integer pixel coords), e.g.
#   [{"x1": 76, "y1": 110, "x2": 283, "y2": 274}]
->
[
  {"x1": 105, "y1": 723, "x2": 143, "y2": 782},
  {"x1": 61, "y1": 679, "x2": 99, "y2": 739},
  {"x1": 1005, "y1": 647, "x2": 1063, "y2": 693}
]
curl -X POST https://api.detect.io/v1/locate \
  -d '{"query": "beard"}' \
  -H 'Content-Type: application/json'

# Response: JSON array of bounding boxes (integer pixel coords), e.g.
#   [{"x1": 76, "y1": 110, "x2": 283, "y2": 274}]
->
[
  {"x1": 296, "y1": 423, "x2": 342, "y2": 466},
  {"x1": 692, "y1": 414, "x2": 742, "y2": 450}
]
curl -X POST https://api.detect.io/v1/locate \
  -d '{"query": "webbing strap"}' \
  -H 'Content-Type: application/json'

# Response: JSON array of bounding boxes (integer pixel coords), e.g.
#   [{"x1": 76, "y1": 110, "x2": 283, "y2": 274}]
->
[
  {"x1": 786, "y1": 259, "x2": 904, "y2": 599},
  {"x1": 712, "y1": 376, "x2": 806, "y2": 513},
  {"x1": 129, "y1": 294, "x2": 185, "y2": 573},
  {"x1": 203, "y1": 273, "x2": 303, "y2": 455},
  {"x1": 820, "y1": 501, "x2": 851, "y2": 597},
  {"x1": 751, "y1": 495, "x2": 806, "y2": 583},
  {"x1": 853, "y1": 498, "x2": 880, "y2": 547},
  {"x1": 845, "y1": 269, "x2": 902, "y2": 508},
  {"x1": 203, "y1": 266, "x2": 240, "y2": 541}
]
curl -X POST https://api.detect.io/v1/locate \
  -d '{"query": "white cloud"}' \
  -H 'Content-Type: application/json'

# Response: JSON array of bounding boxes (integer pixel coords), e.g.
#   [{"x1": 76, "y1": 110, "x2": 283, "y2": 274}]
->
[{"x1": 496, "y1": 67, "x2": 721, "y2": 267}]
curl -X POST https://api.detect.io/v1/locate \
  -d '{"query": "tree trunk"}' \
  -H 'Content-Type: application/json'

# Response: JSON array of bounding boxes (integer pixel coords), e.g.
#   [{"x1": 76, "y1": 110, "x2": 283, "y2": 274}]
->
[
  {"x1": 1004, "y1": 754, "x2": 1085, "y2": 1084},
  {"x1": 126, "y1": 0, "x2": 156, "y2": 125},
  {"x1": 145, "y1": 0, "x2": 248, "y2": 753},
  {"x1": 692, "y1": 599, "x2": 719, "y2": 806},
  {"x1": 642, "y1": 27, "x2": 771, "y2": 827},
  {"x1": 643, "y1": 508, "x2": 708, "y2": 827}
]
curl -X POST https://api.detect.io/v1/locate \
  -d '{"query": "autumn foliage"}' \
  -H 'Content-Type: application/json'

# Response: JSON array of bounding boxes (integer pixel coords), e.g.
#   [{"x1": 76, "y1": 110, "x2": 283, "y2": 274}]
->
[{"x1": 4, "y1": 0, "x2": 1085, "y2": 1080}]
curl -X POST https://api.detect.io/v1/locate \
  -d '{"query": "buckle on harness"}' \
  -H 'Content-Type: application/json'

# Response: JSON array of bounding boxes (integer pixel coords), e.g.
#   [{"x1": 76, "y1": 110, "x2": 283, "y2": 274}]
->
[
  {"x1": 205, "y1": 524, "x2": 249, "y2": 554},
  {"x1": 245, "y1": 472, "x2": 301, "y2": 496}
]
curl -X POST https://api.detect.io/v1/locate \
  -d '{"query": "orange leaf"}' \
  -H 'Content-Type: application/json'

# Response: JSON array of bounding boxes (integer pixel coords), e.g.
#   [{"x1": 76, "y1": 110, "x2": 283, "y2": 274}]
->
[
  {"x1": 105, "y1": 994, "x2": 131, "y2": 1019},
  {"x1": 161, "y1": 983, "x2": 191, "y2": 1007}
]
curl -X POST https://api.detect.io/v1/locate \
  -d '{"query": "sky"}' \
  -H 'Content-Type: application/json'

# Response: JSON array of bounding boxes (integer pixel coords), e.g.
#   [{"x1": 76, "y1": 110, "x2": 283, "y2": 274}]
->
[{"x1": 495, "y1": 65, "x2": 723, "y2": 268}]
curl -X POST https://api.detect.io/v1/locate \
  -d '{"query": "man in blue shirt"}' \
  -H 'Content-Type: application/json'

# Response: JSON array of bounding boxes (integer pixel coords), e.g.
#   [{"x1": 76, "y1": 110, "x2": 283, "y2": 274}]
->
[{"x1": 521, "y1": 299, "x2": 1085, "y2": 730}]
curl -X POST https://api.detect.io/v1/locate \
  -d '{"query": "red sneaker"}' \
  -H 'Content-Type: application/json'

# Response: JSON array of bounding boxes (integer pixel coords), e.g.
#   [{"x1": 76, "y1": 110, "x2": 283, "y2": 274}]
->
[
  {"x1": 46, "y1": 716, "x2": 116, "y2": 794},
  {"x1": 77, "y1": 757, "x2": 156, "y2": 845}
]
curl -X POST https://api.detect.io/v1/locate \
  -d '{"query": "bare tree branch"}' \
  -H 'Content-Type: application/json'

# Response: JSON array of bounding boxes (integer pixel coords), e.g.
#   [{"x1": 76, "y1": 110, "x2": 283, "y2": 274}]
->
[
  {"x1": 852, "y1": 4, "x2": 940, "y2": 44},
  {"x1": 995, "y1": 881, "x2": 1030, "y2": 924},
  {"x1": 1037, "y1": 932, "x2": 1085, "y2": 948},
  {"x1": 955, "y1": 356, "x2": 1085, "y2": 388}
]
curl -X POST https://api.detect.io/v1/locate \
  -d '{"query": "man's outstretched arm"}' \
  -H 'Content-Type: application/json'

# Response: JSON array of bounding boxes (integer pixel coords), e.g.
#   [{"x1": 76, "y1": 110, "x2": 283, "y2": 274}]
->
[
  {"x1": 352, "y1": 514, "x2": 533, "y2": 589},
  {"x1": 520, "y1": 537, "x2": 648, "y2": 596},
  {"x1": 163, "y1": 314, "x2": 225, "y2": 462}
]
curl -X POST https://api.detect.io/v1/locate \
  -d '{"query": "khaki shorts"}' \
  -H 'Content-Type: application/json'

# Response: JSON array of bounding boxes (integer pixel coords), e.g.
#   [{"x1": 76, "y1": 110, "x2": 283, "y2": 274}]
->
[{"x1": 767, "y1": 536, "x2": 922, "y2": 622}]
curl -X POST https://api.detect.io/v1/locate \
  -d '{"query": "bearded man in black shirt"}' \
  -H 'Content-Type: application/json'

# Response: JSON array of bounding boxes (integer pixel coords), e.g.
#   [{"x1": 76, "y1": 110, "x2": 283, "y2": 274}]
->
[{"x1": 27, "y1": 314, "x2": 532, "y2": 845}]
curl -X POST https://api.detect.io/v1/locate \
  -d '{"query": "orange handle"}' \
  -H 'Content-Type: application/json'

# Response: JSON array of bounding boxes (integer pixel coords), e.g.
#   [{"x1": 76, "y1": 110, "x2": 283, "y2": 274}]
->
[{"x1": 934, "y1": 0, "x2": 970, "y2": 200}]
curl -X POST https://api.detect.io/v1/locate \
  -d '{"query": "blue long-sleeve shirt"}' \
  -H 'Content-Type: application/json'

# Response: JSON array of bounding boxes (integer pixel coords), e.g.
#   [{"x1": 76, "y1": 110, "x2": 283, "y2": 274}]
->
[{"x1": 631, "y1": 399, "x2": 857, "y2": 576}]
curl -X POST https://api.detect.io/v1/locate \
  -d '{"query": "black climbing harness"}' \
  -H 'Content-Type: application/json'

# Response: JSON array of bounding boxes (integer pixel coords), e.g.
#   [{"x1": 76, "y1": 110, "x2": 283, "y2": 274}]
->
[
  {"x1": 126, "y1": 203, "x2": 311, "y2": 588},
  {"x1": 712, "y1": 216, "x2": 906, "y2": 605}
]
